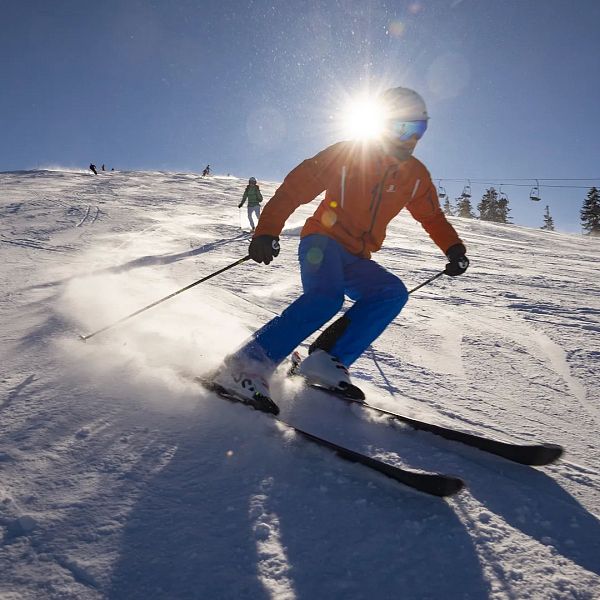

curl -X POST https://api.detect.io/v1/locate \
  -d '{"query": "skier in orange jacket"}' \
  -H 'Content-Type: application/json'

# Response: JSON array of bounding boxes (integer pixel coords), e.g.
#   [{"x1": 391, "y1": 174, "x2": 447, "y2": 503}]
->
[{"x1": 212, "y1": 87, "x2": 469, "y2": 413}]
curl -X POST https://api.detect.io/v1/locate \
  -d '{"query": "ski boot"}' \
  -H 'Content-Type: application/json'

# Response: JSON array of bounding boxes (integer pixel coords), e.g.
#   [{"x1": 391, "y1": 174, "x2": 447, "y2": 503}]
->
[
  {"x1": 291, "y1": 350, "x2": 365, "y2": 401},
  {"x1": 210, "y1": 366, "x2": 279, "y2": 415}
]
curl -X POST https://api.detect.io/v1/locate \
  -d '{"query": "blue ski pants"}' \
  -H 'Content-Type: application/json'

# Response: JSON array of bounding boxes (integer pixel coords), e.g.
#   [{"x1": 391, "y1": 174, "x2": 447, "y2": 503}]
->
[{"x1": 236, "y1": 234, "x2": 409, "y2": 370}]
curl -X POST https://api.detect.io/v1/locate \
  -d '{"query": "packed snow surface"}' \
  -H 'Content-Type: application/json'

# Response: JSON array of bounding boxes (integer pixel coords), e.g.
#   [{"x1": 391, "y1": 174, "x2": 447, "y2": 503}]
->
[{"x1": 1, "y1": 169, "x2": 599, "y2": 599}]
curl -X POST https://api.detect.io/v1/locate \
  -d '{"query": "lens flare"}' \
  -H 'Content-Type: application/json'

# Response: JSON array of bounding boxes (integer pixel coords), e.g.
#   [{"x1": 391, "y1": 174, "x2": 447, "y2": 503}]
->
[
  {"x1": 388, "y1": 20, "x2": 405, "y2": 37},
  {"x1": 341, "y1": 96, "x2": 386, "y2": 140},
  {"x1": 307, "y1": 247, "x2": 324, "y2": 265}
]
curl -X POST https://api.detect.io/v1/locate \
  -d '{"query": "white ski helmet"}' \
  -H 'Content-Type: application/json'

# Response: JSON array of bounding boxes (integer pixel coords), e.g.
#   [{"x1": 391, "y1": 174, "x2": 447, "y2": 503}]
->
[{"x1": 381, "y1": 87, "x2": 429, "y2": 121}]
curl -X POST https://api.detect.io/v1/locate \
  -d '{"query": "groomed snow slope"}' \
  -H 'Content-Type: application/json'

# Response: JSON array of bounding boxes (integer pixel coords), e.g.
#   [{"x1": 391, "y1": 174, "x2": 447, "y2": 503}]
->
[{"x1": 1, "y1": 169, "x2": 599, "y2": 599}]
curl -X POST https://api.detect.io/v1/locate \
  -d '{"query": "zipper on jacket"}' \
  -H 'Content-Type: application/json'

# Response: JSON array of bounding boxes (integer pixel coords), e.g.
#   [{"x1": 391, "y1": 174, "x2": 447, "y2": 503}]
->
[
  {"x1": 368, "y1": 164, "x2": 394, "y2": 234},
  {"x1": 369, "y1": 183, "x2": 379, "y2": 211}
]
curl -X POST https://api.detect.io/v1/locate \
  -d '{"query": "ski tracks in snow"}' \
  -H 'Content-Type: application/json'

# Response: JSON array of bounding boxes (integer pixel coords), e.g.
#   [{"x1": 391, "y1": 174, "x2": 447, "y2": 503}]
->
[
  {"x1": 425, "y1": 298, "x2": 598, "y2": 436},
  {"x1": 75, "y1": 205, "x2": 100, "y2": 227}
]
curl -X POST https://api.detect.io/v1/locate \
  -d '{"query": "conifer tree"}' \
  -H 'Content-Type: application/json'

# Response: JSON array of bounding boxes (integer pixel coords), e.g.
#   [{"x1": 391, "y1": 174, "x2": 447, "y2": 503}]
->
[
  {"x1": 497, "y1": 195, "x2": 511, "y2": 224},
  {"x1": 442, "y1": 197, "x2": 454, "y2": 216},
  {"x1": 477, "y1": 187, "x2": 497, "y2": 221},
  {"x1": 541, "y1": 205, "x2": 555, "y2": 231},
  {"x1": 477, "y1": 187, "x2": 511, "y2": 223},
  {"x1": 581, "y1": 187, "x2": 600, "y2": 235},
  {"x1": 455, "y1": 194, "x2": 475, "y2": 218}
]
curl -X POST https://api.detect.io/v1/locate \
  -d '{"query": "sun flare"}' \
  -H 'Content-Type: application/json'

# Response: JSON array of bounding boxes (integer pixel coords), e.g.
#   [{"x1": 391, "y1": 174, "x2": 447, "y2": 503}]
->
[{"x1": 341, "y1": 96, "x2": 387, "y2": 140}]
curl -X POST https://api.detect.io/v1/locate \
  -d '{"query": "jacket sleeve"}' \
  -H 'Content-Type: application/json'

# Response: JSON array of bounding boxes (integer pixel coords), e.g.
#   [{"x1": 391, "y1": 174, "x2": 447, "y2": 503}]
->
[
  {"x1": 240, "y1": 188, "x2": 248, "y2": 207},
  {"x1": 253, "y1": 144, "x2": 341, "y2": 237},
  {"x1": 406, "y1": 176, "x2": 464, "y2": 254},
  {"x1": 257, "y1": 189, "x2": 263, "y2": 203}
]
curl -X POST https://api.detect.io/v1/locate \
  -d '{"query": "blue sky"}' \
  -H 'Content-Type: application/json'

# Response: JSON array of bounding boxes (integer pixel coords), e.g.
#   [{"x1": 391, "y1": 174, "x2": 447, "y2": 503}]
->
[{"x1": 2, "y1": 0, "x2": 599, "y2": 232}]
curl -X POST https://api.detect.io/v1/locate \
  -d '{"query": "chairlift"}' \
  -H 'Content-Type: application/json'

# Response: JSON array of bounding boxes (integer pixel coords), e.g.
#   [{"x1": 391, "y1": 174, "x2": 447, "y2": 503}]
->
[
  {"x1": 530, "y1": 179, "x2": 541, "y2": 201},
  {"x1": 461, "y1": 180, "x2": 472, "y2": 198},
  {"x1": 437, "y1": 181, "x2": 447, "y2": 199}
]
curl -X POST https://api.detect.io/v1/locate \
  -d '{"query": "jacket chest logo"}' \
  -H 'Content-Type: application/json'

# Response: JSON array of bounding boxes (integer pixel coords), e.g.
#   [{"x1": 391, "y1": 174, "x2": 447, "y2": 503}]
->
[{"x1": 386, "y1": 184, "x2": 396, "y2": 193}]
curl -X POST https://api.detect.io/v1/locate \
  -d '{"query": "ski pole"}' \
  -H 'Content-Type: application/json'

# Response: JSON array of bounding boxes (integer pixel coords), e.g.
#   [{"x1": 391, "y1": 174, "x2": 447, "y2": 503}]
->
[
  {"x1": 407, "y1": 270, "x2": 445, "y2": 295},
  {"x1": 80, "y1": 255, "x2": 251, "y2": 341}
]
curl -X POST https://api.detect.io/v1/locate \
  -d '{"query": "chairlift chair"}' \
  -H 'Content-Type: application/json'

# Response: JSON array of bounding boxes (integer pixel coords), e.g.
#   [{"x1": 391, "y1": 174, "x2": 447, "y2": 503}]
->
[
  {"x1": 530, "y1": 180, "x2": 541, "y2": 201},
  {"x1": 437, "y1": 181, "x2": 447, "y2": 199},
  {"x1": 461, "y1": 181, "x2": 472, "y2": 198}
]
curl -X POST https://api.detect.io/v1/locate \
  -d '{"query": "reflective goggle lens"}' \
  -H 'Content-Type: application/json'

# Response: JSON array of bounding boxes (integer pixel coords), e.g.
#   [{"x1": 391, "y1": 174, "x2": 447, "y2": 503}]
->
[{"x1": 389, "y1": 120, "x2": 428, "y2": 141}]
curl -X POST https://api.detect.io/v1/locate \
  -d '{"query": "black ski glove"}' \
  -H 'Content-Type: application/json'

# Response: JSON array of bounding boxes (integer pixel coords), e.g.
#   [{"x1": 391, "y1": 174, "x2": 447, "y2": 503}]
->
[
  {"x1": 444, "y1": 243, "x2": 469, "y2": 276},
  {"x1": 249, "y1": 235, "x2": 280, "y2": 265},
  {"x1": 238, "y1": 202, "x2": 243, "y2": 208}
]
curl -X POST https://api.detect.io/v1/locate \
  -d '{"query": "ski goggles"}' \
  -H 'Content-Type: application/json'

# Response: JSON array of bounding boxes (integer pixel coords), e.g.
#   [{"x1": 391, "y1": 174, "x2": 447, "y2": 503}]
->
[{"x1": 387, "y1": 119, "x2": 428, "y2": 141}]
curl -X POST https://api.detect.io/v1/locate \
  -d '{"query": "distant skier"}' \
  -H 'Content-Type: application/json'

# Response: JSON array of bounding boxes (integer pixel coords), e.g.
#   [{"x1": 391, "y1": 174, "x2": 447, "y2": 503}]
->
[
  {"x1": 101, "y1": 164, "x2": 105, "y2": 171},
  {"x1": 202, "y1": 164, "x2": 211, "y2": 177},
  {"x1": 89, "y1": 163, "x2": 98, "y2": 175},
  {"x1": 238, "y1": 177, "x2": 263, "y2": 231},
  {"x1": 210, "y1": 87, "x2": 469, "y2": 413}
]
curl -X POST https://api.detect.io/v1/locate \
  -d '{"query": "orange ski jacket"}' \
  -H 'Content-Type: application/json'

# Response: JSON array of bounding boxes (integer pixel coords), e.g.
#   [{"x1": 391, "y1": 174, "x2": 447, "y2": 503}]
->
[{"x1": 254, "y1": 140, "x2": 464, "y2": 259}]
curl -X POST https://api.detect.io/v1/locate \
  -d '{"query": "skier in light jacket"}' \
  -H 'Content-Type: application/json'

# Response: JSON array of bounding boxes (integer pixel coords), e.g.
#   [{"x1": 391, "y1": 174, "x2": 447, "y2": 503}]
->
[
  {"x1": 212, "y1": 87, "x2": 470, "y2": 413},
  {"x1": 238, "y1": 177, "x2": 263, "y2": 231}
]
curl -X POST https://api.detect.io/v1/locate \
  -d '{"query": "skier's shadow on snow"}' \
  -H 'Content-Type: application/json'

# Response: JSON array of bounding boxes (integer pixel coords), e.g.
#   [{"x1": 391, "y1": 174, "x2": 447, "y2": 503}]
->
[
  {"x1": 108, "y1": 398, "x2": 489, "y2": 600},
  {"x1": 365, "y1": 352, "x2": 600, "y2": 575},
  {"x1": 324, "y1": 392, "x2": 600, "y2": 578},
  {"x1": 108, "y1": 407, "x2": 276, "y2": 600}
]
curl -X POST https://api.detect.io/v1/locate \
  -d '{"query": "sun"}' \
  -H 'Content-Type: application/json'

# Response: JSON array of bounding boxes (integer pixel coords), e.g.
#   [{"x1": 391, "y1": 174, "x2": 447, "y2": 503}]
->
[{"x1": 341, "y1": 96, "x2": 387, "y2": 140}]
